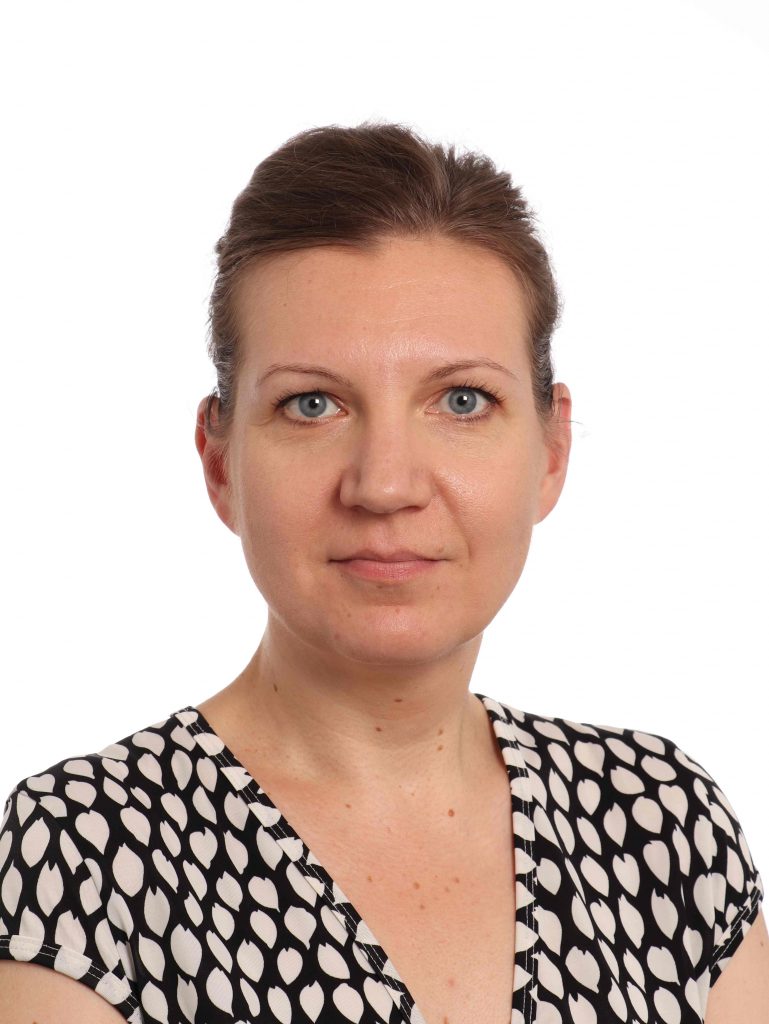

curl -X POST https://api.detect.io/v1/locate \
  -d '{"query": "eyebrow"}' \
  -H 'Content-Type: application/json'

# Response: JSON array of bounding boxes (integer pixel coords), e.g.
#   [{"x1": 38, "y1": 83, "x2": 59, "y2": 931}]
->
[{"x1": 255, "y1": 358, "x2": 519, "y2": 389}]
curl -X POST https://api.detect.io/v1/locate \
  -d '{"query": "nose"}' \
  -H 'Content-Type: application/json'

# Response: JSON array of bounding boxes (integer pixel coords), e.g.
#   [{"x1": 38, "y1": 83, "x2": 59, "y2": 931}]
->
[{"x1": 337, "y1": 412, "x2": 435, "y2": 515}]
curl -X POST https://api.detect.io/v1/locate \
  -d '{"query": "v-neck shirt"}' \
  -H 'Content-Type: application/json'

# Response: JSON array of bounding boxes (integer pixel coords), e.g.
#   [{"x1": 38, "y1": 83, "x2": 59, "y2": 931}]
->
[{"x1": 0, "y1": 695, "x2": 763, "y2": 1023}]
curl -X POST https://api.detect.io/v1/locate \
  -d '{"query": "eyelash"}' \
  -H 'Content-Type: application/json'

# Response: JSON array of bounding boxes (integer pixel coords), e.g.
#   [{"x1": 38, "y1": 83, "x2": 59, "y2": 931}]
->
[{"x1": 271, "y1": 379, "x2": 505, "y2": 426}]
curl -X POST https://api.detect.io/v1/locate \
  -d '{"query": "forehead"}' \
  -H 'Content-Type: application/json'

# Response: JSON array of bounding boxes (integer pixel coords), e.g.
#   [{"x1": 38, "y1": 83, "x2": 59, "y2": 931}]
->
[{"x1": 232, "y1": 235, "x2": 531, "y2": 374}]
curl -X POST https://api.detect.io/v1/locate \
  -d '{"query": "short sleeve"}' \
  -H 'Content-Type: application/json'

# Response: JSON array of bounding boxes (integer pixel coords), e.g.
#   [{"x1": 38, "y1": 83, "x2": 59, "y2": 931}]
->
[
  {"x1": 672, "y1": 743, "x2": 764, "y2": 989},
  {"x1": 0, "y1": 780, "x2": 142, "y2": 1022}
]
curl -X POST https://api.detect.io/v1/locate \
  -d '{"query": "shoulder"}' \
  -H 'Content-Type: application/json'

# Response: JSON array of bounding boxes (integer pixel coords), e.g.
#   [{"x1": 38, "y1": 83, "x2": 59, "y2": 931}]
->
[
  {"x1": 496, "y1": 696, "x2": 759, "y2": 863},
  {"x1": 0, "y1": 706, "x2": 218, "y2": 928},
  {"x1": 0, "y1": 706, "x2": 232, "y2": 1020},
  {"x1": 1, "y1": 708, "x2": 202, "y2": 844},
  {"x1": 494, "y1": 696, "x2": 746, "y2": 819},
  {"x1": 493, "y1": 697, "x2": 764, "y2": 985}
]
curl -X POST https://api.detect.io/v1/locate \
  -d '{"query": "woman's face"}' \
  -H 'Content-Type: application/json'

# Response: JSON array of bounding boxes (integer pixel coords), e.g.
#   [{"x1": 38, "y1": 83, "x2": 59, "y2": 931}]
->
[{"x1": 199, "y1": 235, "x2": 570, "y2": 667}]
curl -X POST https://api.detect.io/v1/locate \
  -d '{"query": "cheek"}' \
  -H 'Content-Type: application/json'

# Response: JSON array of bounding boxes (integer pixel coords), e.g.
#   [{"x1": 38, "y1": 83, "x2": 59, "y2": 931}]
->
[
  {"x1": 233, "y1": 453, "x2": 326, "y2": 595},
  {"x1": 233, "y1": 435, "x2": 543, "y2": 621},
  {"x1": 480, "y1": 480, "x2": 538, "y2": 572},
  {"x1": 441, "y1": 453, "x2": 542, "y2": 590},
  {"x1": 450, "y1": 447, "x2": 542, "y2": 534}
]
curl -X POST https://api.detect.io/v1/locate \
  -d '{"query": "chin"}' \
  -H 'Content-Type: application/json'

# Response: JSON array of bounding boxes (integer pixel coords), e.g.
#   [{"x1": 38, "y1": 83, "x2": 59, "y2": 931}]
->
[{"x1": 315, "y1": 605, "x2": 487, "y2": 665}]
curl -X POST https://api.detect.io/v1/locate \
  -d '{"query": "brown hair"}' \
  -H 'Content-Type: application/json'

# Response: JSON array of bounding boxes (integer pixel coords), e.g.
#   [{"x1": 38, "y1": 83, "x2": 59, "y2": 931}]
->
[{"x1": 205, "y1": 121, "x2": 561, "y2": 434}]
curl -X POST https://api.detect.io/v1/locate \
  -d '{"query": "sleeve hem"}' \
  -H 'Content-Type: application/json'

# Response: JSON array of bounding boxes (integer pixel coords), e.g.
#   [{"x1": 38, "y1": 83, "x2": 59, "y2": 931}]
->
[
  {"x1": 0, "y1": 935, "x2": 140, "y2": 1015},
  {"x1": 709, "y1": 886, "x2": 764, "y2": 975}
]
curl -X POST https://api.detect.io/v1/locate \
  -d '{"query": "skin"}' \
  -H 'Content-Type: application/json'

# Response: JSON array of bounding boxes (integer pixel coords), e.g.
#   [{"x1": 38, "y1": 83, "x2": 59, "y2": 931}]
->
[
  {"x1": 194, "y1": 234, "x2": 572, "y2": 811},
  {"x1": 3, "y1": 234, "x2": 765, "y2": 1021},
  {"x1": 192, "y1": 231, "x2": 769, "y2": 1023},
  {"x1": 0, "y1": 914, "x2": 765, "y2": 1022}
]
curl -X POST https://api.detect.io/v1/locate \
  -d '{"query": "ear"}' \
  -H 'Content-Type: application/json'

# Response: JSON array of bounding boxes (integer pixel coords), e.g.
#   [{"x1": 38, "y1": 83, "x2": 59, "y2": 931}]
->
[
  {"x1": 536, "y1": 382, "x2": 572, "y2": 524},
  {"x1": 195, "y1": 396, "x2": 240, "y2": 535}
]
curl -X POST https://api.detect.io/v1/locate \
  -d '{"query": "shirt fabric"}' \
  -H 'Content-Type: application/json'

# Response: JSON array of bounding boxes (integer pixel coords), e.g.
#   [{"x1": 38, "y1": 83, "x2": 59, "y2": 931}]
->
[{"x1": 0, "y1": 694, "x2": 763, "y2": 1024}]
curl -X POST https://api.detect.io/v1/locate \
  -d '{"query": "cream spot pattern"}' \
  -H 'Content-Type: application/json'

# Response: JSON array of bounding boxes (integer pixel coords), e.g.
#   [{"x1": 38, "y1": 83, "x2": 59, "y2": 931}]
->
[{"x1": 0, "y1": 696, "x2": 762, "y2": 1022}]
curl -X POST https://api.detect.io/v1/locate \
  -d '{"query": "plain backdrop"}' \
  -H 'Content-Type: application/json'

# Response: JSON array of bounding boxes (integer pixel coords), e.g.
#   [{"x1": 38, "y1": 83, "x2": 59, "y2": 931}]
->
[{"x1": 1, "y1": 2, "x2": 767, "y2": 872}]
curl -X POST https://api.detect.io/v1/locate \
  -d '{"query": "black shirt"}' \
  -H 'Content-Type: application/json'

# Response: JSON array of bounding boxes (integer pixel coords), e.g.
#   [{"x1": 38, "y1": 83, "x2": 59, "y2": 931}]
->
[{"x1": 0, "y1": 695, "x2": 763, "y2": 1022}]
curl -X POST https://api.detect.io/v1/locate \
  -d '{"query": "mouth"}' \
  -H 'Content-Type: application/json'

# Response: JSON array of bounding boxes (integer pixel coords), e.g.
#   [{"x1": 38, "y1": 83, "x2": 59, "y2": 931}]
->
[
  {"x1": 332, "y1": 548, "x2": 438, "y2": 562},
  {"x1": 332, "y1": 557, "x2": 442, "y2": 582}
]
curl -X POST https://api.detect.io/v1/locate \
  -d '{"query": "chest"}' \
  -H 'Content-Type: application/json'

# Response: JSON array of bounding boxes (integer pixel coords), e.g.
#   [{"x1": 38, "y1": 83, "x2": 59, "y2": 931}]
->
[
  {"x1": 341, "y1": 837, "x2": 517, "y2": 1024},
  {"x1": 260, "y1": 776, "x2": 517, "y2": 1024}
]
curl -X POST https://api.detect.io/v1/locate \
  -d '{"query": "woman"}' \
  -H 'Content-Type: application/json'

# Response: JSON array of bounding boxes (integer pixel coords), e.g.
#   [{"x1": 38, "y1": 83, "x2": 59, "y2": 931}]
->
[{"x1": 0, "y1": 122, "x2": 766, "y2": 1024}]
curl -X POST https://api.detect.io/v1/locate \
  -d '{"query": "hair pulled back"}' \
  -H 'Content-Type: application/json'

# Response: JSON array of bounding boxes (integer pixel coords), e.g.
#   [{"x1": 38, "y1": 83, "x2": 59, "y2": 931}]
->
[{"x1": 206, "y1": 121, "x2": 561, "y2": 433}]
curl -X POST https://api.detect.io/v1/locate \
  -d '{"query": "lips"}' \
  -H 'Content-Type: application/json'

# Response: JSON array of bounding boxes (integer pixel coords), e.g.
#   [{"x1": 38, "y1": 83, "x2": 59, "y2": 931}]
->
[
  {"x1": 332, "y1": 548, "x2": 436, "y2": 563},
  {"x1": 333, "y1": 556, "x2": 441, "y2": 581}
]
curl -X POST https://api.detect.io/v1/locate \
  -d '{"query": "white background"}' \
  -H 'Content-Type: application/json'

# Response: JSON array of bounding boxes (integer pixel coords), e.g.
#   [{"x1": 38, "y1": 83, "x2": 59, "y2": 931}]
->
[{"x1": 1, "y1": 2, "x2": 767, "y2": 869}]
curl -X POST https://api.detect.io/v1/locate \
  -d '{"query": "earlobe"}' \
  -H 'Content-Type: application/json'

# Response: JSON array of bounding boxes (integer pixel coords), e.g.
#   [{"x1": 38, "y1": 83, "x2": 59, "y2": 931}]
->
[
  {"x1": 536, "y1": 383, "x2": 572, "y2": 524},
  {"x1": 195, "y1": 396, "x2": 239, "y2": 535}
]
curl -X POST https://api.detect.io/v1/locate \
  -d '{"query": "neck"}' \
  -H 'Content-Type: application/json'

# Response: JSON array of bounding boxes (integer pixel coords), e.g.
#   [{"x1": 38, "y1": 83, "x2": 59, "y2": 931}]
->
[{"x1": 198, "y1": 617, "x2": 492, "y2": 802}]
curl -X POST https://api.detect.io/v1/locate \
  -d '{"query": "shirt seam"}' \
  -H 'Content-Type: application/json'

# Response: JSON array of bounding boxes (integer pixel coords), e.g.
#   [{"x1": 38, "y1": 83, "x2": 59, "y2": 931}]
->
[
  {"x1": 180, "y1": 710, "x2": 414, "y2": 1022},
  {"x1": 0, "y1": 936, "x2": 140, "y2": 1011},
  {"x1": 709, "y1": 885, "x2": 763, "y2": 971},
  {"x1": 493, "y1": 700, "x2": 538, "y2": 1024}
]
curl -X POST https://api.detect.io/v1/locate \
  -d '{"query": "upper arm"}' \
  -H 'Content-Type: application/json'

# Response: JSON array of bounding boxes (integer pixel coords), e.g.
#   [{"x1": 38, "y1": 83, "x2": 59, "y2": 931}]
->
[
  {"x1": 704, "y1": 909, "x2": 769, "y2": 1023},
  {"x1": 0, "y1": 960, "x2": 131, "y2": 1023},
  {"x1": 0, "y1": 781, "x2": 140, "y2": 1020}
]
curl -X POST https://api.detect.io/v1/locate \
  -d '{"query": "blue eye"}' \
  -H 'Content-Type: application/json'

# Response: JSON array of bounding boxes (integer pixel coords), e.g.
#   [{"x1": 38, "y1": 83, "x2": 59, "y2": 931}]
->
[
  {"x1": 444, "y1": 388, "x2": 487, "y2": 416},
  {"x1": 284, "y1": 393, "x2": 333, "y2": 420},
  {"x1": 272, "y1": 382, "x2": 503, "y2": 425}
]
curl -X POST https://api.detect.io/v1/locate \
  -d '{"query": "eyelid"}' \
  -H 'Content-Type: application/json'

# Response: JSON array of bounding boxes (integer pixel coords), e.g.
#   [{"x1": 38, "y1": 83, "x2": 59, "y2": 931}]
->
[{"x1": 272, "y1": 380, "x2": 504, "y2": 424}]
